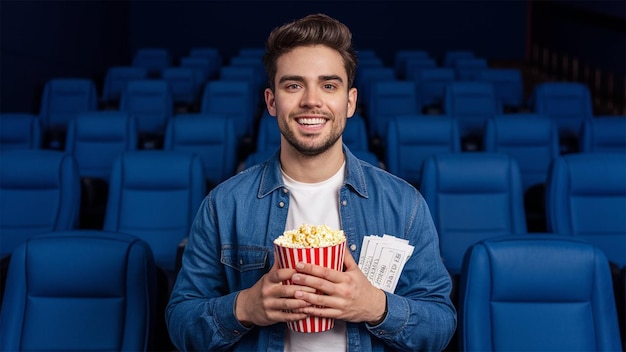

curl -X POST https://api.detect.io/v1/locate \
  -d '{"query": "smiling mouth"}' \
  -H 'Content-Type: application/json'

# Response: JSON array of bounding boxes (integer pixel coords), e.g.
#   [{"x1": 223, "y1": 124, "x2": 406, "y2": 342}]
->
[{"x1": 296, "y1": 117, "x2": 327, "y2": 126}]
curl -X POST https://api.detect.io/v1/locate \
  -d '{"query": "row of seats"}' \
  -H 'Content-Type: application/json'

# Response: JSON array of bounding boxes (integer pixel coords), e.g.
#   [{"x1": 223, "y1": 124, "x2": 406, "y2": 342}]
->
[
  {"x1": 385, "y1": 114, "x2": 626, "y2": 189},
  {"x1": 4, "y1": 45, "x2": 608, "y2": 162},
  {"x1": 5, "y1": 111, "x2": 622, "y2": 197},
  {"x1": 3, "y1": 232, "x2": 620, "y2": 351},
  {"x1": 2, "y1": 148, "x2": 624, "y2": 281},
  {"x1": 1, "y1": 149, "x2": 624, "y2": 350}
]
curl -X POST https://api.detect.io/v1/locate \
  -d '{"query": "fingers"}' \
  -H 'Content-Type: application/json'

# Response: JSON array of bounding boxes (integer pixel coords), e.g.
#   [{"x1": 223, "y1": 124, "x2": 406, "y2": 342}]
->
[
  {"x1": 294, "y1": 261, "x2": 341, "y2": 283},
  {"x1": 343, "y1": 252, "x2": 358, "y2": 270}
]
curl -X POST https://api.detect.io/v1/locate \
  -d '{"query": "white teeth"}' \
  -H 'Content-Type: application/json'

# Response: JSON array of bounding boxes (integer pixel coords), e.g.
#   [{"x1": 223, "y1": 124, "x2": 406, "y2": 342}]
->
[{"x1": 298, "y1": 117, "x2": 325, "y2": 125}]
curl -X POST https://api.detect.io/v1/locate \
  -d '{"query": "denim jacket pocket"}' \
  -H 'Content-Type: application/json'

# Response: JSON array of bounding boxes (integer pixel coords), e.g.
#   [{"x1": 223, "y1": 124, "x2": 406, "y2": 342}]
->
[{"x1": 221, "y1": 246, "x2": 269, "y2": 272}]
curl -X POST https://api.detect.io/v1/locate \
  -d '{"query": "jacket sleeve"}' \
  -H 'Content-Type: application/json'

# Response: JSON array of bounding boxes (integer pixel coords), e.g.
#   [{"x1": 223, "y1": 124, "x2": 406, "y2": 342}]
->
[
  {"x1": 366, "y1": 191, "x2": 457, "y2": 351},
  {"x1": 165, "y1": 196, "x2": 253, "y2": 351}
]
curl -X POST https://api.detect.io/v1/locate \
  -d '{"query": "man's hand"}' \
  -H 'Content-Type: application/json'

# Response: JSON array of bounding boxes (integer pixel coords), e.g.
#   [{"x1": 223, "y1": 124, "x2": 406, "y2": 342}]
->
[
  {"x1": 235, "y1": 260, "x2": 317, "y2": 327},
  {"x1": 289, "y1": 253, "x2": 387, "y2": 325}
]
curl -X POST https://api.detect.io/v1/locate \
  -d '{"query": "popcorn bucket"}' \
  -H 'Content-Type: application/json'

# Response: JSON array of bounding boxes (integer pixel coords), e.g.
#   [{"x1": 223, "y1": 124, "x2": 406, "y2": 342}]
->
[{"x1": 273, "y1": 240, "x2": 346, "y2": 333}]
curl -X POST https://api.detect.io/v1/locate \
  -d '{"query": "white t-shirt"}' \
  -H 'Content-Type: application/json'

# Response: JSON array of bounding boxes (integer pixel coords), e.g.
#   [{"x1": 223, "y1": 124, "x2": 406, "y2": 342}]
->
[{"x1": 282, "y1": 162, "x2": 347, "y2": 352}]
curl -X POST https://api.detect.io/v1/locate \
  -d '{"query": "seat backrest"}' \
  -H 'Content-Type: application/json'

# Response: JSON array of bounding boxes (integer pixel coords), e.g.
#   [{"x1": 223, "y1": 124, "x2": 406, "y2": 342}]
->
[
  {"x1": 453, "y1": 57, "x2": 489, "y2": 81},
  {"x1": 164, "y1": 113, "x2": 237, "y2": 188},
  {"x1": 546, "y1": 152, "x2": 626, "y2": 267},
  {"x1": 103, "y1": 151, "x2": 205, "y2": 273},
  {"x1": 412, "y1": 67, "x2": 456, "y2": 108},
  {"x1": 355, "y1": 66, "x2": 397, "y2": 110},
  {"x1": 179, "y1": 56, "x2": 211, "y2": 88},
  {"x1": 459, "y1": 235, "x2": 622, "y2": 351},
  {"x1": 0, "y1": 230, "x2": 157, "y2": 351},
  {"x1": 385, "y1": 115, "x2": 460, "y2": 187},
  {"x1": 483, "y1": 115, "x2": 560, "y2": 193},
  {"x1": 256, "y1": 111, "x2": 281, "y2": 152},
  {"x1": 530, "y1": 82, "x2": 593, "y2": 141},
  {"x1": 119, "y1": 79, "x2": 173, "y2": 138},
  {"x1": 161, "y1": 67, "x2": 199, "y2": 105},
  {"x1": 227, "y1": 57, "x2": 266, "y2": 90},
  {"x1": 200, "y1": 80, "x2": 256, "y2": 138},
  {"x1": 101, "y1": 66, "x2": 149, "y2": 105},
  {"x1": 0, "y1": 150, "x2": 81, "y2": 257},
  {"x1": 476, "y1": 68, "x2": 524, "y2": 109},
  {"x1": 404, "y1": 57, "x2": 438, "y2": 82},
  {"x1": 442, "y1": 50, "x2": 475, "y2": 67},
  {"x1": 343, "y1": 113, "x2": 370, "y2": 152},
  {"x1": 65, "y1": 111, "x2": 138, "y2": 180},
  {"x1": 188, "y1": 47, "x2": 222, "y2": 79},
  {"x1": 580, "y1": 116, "x2": 626, "y2": 153},
  {"x1": 218, "y1": 66, "x2": 261, "y2": 107},
  {"x1": 444, "y1": 81, "x2": 501, "y2": 141},
  {"x1": 419, "y1": 152, "x2": 527, "y2": 274},
  {"x1": 0, "y1": 113, "x2": 42, "y2": 150},
  {"x1": 131, "y1": 48, "x2": 171, "y2": 76},
  {"x1": 366, "y1": 80, "x2": 419, "y2": 140},
  {"x1": 39, "y1": 78, "x2": 98, "y2": 132},
  {"x1": 393, "y1": 50, "x2": 430, "y2": 79}
]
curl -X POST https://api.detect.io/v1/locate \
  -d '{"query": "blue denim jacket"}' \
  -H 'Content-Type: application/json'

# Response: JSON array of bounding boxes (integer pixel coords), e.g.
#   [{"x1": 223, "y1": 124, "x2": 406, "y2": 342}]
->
[{"x1": 166, "y1": 147, "x2": 456, "y2": 351}]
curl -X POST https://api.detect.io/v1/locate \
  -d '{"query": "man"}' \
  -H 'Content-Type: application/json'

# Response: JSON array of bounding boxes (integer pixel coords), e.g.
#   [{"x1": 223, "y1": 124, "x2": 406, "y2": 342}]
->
[{"x1": 166, "y1": 13, "x2": 456, "y2": 351}]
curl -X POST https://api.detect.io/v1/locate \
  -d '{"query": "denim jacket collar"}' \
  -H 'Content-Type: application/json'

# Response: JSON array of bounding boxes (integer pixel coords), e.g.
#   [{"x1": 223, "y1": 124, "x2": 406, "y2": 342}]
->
[{"x1": 257, "y1": 145, "x2": 369, "y2": 199}]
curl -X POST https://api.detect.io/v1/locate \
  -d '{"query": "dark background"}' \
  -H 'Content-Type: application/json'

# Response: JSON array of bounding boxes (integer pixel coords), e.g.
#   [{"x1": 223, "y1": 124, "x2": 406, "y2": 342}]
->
[{"x1": 1, "y1": 0, "x2": 624, "y2": 114}]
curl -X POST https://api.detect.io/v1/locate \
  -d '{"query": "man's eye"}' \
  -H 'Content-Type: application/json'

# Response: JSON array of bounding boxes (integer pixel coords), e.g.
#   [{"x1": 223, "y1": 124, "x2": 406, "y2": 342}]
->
[
  {"x1": 324, "y1": 84, "x2": 336, "y2": 90},
  {"x1": 286, "y1": 83, "x2": 301, "y2": 90}
]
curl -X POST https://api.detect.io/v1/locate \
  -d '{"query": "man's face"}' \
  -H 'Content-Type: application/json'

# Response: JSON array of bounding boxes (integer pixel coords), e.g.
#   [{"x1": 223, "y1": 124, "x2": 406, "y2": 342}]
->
[{"x1": 264, "y1": 45, "x2": 357, "y2": 156}]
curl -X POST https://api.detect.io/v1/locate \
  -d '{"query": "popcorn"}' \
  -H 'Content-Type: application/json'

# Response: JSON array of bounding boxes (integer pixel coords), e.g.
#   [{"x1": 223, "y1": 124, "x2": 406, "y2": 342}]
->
[{"x1": 274, "y1": 224, "x2": 346, "y2": 248}]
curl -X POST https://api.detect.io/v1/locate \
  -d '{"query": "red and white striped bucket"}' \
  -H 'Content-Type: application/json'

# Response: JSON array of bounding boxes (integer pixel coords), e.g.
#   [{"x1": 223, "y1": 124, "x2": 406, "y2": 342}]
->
[{"x1": 273, "y1": 240, "x2": 346, "y2": 333}]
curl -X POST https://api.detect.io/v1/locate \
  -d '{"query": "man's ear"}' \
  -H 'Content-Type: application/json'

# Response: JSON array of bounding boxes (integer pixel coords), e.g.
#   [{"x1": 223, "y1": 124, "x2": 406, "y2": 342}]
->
[
  {"x1": 264, "y1": 88, "x2": 277, "y2": 116},
  {"x1": 347, "y1": 87, "x2": 358, "y2": 118}
]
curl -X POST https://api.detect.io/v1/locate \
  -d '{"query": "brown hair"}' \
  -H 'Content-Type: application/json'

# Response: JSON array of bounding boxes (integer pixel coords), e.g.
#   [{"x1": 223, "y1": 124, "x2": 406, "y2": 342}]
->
[{"x1": 263, "y1": 13, "x2": 358, "y2": 91}]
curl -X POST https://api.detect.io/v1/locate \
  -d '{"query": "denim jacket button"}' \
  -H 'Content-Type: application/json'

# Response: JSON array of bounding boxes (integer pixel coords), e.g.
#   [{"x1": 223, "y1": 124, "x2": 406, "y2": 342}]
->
[
  {"x1": 350, "y1": 244, "x2": 357, "y2": 251},
  {"x1": 342, "y1": 200, "x2": 348, "y2": 206},
  {"x1": 279, "y1": 201, "x2": 285, "y2": 208},
  {"x1": 283, "y1": 188, "x2": 289, "y2": 194}
]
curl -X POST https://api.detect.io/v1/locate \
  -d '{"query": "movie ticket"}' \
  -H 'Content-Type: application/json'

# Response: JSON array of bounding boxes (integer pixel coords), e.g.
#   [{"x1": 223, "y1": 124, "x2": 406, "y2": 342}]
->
[{"x1": 358, "y1": 235, "x2": 414, "y2": 293}]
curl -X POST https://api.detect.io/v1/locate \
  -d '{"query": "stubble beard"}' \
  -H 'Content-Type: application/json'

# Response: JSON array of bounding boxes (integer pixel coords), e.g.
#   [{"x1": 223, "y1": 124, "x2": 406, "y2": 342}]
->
[{"x1": 280, "y1": 115, "x2": 344, "y2": 157}]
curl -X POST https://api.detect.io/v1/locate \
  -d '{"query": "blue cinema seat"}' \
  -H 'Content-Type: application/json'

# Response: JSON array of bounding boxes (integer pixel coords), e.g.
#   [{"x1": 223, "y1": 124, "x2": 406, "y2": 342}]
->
[
  {"x1": 410, "y1": 67, "x2": 456, "y2": 113},
  {"x1": 0, "y1": 113, "x2": 42, "y2": 150},
  {"x1": 255, "y1": 110, "x2": 281, "y2": 153},
  {"x1": 393, "y1": 49, "x2": 431, "y2": 79},
  {"x1": 483, "y1": 114, "x2": 561, "y2": 232},
  {"x1": 453, "y1": 57, "x2": 489, "y2": 81},
  {"x1": 100, "y1": 66, "x2": 149, "y2": 109},
  {"x1": 459, "y1": 235, "x2": 623, "y2": 351},
  {"x1": 545, "y1": 152, "x2": 626, "y2": 268},
  {"x1": 419, "y1": 152, "x2": 527, "y2": 276},
  {"x1": 0, "y1": 230, "x2": 157, "y2": 351},
  {"x1": 477, "y1": 68, "x2": 524, "y2": 112},
  {"x1": 65, "y1": 111, "x2": 139, "y2": 228},
  {"x1": 161, "y1": 67, "x2": 201, "y2": 109},
  {"x1": 443, "y1": 81, "x2": 501, "y2": 151},
  {"x1": 343, "y1": 113, "x2": 371, "y2": 153},
  {"x1": 189, "y1": 47, "x2": 222, "y2": 80},
  {"x1": 131, "y1": 48, "x2": 171, "y2": 77},
  {"x1": 0, "y1": 150, "x2": 81, "y2": 259},
  {"x1": 103, "y1": 151, "x2": 205, "y2": 278},
  {"x1": 200, "y1": 80, "x2": 256, "y2": 140},
  {"x1": 366, "y1": 80, "x2": 419, "y2": 142},
  {"x1": 164, "y1": 113, "x2": 238, "y2": 190},
  {"x1": 385, "y1": 115, "x2": 461, "y2": 187},
  {"x1": 483, "y1": 115, "x2": 560, "y2": 194},
  {"x1": 529, "y1": 82, "x2": 593, "y2": 153},
  {"x1": 119, "y1": 79, "x2": 173, "y2": 149},
  {"x1": 579, "y1": 116, "x2": 626, "y2": 153},
  {"x1": 39, "y1": 78, "x2": 99, "y2": 149}
]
